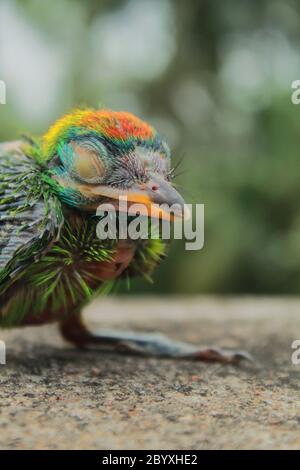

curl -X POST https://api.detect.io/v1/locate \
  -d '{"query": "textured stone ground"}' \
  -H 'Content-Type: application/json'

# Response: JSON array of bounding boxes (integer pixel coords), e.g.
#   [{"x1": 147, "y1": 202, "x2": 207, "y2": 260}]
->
[{"x1": 0, "y1": 297, "x2": 300, "y2": 450}]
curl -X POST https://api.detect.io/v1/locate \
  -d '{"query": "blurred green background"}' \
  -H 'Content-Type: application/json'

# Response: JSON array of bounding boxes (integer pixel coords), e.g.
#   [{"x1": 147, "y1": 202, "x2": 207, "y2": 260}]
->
[{"x1": 0, "y1": 0, "x2": 300, "y2": 295}]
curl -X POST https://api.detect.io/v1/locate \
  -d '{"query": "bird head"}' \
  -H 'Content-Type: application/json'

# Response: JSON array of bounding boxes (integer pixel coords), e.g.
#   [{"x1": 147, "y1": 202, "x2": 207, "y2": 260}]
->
[{"x1": 43, "y1": 109, "x2": 186, "y2": 221}]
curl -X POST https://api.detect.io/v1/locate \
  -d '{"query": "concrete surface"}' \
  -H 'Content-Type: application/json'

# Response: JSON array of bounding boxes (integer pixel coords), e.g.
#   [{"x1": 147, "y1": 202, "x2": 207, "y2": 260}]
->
[{"x1": 0, "y1": 297, "x2": 300, "y2": 450}]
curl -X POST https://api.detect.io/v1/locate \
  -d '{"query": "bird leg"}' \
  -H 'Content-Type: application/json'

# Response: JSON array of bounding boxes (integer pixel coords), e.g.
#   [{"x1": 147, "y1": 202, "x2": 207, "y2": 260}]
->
[{"x1": 59, "y1": 314, "x2": 252, "y2": 364}]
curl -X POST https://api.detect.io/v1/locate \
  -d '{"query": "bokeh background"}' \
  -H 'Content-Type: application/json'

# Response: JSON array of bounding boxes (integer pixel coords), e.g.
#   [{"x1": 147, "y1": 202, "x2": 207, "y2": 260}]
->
[{"x1": 0, "y1": 0, "x2": 299, "y2": 295}]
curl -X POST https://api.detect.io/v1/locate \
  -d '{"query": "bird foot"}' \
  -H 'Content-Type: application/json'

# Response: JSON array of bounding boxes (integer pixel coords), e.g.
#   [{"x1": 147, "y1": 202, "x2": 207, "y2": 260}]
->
[
  {"x1": 60, "y1": 317, "x2": 252, "y2": 364},
  {"x1": 88, "y1": 330, "x2": 253, "y2": 364}
]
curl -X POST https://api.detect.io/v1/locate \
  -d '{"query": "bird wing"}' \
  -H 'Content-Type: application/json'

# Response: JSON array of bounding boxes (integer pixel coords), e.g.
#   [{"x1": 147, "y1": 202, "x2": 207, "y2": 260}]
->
[{"x1": 0, "y1": 142, "x2": 64, "y2": 295}]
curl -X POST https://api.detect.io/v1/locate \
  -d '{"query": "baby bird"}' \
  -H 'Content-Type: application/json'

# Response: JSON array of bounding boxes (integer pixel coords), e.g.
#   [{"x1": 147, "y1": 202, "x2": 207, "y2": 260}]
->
[{"x1": 0, "y1": 109, "x2": 249, "y2": 363}]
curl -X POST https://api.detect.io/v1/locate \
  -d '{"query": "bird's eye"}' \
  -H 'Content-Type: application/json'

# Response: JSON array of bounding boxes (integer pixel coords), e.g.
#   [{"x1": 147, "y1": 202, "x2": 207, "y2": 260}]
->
[{"x1": 58, "y1": 138, "x2": 108, "y2": 184}]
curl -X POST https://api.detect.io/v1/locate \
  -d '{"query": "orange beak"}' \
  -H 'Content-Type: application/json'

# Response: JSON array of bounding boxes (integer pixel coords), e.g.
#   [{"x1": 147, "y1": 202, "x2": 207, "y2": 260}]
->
[{"x1": 91, "y1": 174, "x2": 189, "y2": 221}]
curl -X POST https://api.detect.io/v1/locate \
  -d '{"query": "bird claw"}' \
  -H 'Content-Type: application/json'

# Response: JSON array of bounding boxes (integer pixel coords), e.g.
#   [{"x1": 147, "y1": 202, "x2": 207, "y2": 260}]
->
[{"x1": 189, "y1": 346, "x2": 254, "y2": 364}]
